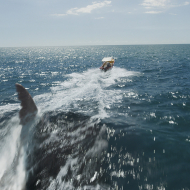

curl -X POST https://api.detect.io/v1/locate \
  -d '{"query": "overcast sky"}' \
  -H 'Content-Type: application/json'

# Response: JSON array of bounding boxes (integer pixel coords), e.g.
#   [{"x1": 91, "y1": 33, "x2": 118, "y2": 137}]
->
[{"x1": 0, "y1": 0, "x2": 190, "y2": 47}]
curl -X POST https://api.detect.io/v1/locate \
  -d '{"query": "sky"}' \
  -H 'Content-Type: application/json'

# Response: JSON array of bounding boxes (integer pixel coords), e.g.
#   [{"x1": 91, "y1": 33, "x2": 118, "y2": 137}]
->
[{"x1": 0, "y1": 0, "x2": 190, "y2": 47}]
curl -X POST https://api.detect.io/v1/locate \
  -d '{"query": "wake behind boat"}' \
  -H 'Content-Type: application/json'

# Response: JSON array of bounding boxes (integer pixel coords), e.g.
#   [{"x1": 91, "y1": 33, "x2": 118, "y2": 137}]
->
[{"x1": 100, "y1": 57, "x2": 115, "y2": 72}]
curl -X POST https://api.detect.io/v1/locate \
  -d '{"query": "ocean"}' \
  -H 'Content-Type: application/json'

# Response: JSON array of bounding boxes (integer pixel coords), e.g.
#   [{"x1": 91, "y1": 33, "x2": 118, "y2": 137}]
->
[{"x1": 0, "y1": 45, "x2": 190, "y2": 190}]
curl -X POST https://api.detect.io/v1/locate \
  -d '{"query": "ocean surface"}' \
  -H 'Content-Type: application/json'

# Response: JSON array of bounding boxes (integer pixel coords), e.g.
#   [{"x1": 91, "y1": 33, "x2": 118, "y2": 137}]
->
[{"x1": 0, "y1": 45, "x2": 190, "y2": 190}]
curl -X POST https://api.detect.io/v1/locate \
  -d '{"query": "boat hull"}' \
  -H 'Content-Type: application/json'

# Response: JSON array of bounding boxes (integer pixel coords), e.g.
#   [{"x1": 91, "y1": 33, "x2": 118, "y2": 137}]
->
[{"x1": 99, "y1": 65, "x2": 113, "y2": 72}]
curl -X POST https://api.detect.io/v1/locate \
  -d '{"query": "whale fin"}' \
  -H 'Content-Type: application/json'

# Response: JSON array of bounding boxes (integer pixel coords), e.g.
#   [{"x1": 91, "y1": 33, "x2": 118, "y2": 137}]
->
[{"x1": 15, "y1": 83, "x2": 38, "y2": 125}]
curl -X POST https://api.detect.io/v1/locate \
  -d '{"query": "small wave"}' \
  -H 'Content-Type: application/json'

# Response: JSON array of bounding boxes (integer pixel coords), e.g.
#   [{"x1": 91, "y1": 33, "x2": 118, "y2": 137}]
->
[{"x1": 0, "y1": 104, "x2": 19, "y2": 120}]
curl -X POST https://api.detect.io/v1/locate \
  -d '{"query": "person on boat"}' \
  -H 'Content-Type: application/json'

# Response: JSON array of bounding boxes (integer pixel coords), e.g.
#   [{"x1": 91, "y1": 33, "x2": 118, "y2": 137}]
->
[
  {"x1": 107, "y1": 62, "x2": 111, "y2": 68},
  {"x1": 102, "y1": 62, "x2": 108, "y2": 68}
]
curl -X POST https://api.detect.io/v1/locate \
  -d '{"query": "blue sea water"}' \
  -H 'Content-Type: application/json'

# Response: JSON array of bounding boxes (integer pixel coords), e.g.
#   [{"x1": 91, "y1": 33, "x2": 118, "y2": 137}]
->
[{"x1": 0, "y1": 45, "x2": 190, "y2": 190}]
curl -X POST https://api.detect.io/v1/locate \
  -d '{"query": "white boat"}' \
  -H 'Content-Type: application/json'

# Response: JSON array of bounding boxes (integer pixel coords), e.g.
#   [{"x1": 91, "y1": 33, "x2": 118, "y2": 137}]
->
[{"x1": 99, "y1": 57, "x2": 115, "y2": 71}]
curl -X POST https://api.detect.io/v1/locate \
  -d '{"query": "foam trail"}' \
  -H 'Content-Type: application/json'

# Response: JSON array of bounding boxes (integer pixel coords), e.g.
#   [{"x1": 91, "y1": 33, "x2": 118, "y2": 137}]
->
[
  {"x1": 0, "y1": 117, "x2": 21, "y2": 179},
  {"x1": 34, "y1": 67, "x2": 139, "y2": 119},
  {"x1": 0, "y1": 117, "x2": 26, "y2": 190}
]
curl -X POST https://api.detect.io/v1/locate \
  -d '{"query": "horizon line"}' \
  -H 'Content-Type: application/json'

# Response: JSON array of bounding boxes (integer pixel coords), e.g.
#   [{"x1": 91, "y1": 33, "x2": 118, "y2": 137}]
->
[{"x1": 1, "y1": 43, "x2": 190, "y2": 48}]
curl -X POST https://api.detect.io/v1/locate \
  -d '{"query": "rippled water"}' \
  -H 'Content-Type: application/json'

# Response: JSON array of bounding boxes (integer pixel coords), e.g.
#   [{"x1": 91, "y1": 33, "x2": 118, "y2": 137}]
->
[{"x1": 0, "y1": 45, "x2": 190, "y2": 190}]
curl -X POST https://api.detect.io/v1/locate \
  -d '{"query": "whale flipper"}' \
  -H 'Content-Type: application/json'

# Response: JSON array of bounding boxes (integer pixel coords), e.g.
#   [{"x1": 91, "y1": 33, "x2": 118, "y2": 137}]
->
[{"x1": 15, "y1": 83, "x2": 38, "y2": 125}]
